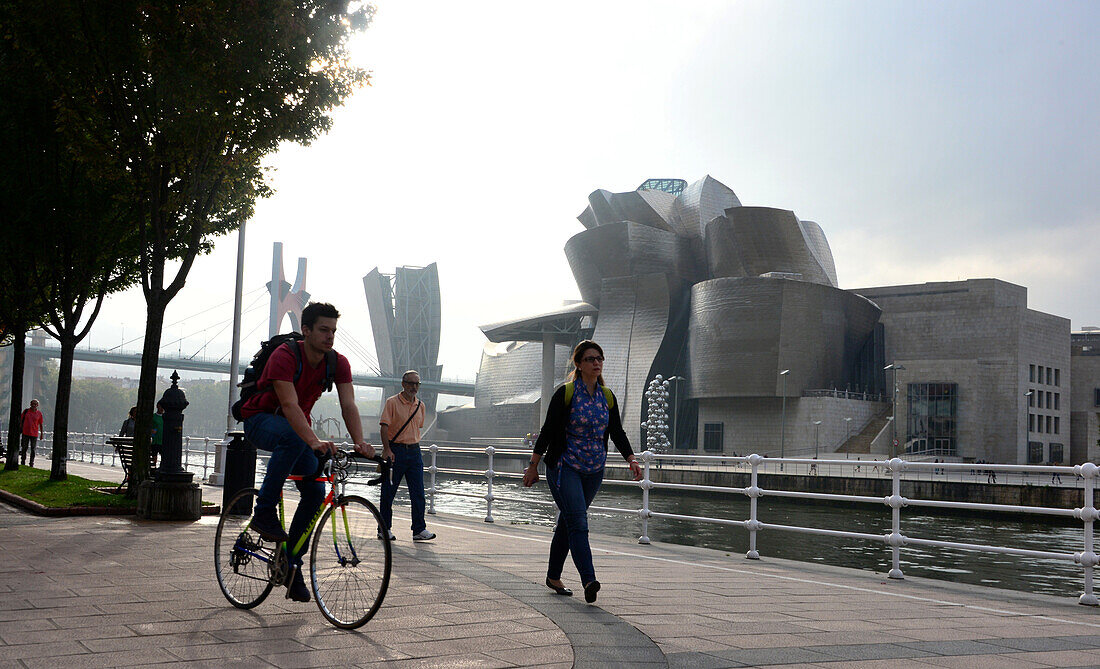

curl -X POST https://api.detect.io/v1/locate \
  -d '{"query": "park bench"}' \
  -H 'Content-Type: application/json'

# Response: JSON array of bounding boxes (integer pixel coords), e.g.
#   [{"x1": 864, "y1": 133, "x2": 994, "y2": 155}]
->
[{"x1": 106, "y1": 437, "x2": 154, "y2": 491}]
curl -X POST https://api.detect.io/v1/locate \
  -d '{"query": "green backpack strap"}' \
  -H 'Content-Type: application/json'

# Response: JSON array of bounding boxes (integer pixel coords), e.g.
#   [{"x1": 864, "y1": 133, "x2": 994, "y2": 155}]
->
[{"x1": 563, "y1": 381, "x2": 615, "y2": 410}]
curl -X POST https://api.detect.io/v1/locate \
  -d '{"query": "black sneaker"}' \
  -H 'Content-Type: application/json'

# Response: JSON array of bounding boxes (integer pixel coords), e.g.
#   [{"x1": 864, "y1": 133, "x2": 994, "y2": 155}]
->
[
  {"x1": 285, "y1": 568, "x2": 310, "y2": 602},
  {"x1": 251, "y1": 509, "x2": 288, "y2": 543}
]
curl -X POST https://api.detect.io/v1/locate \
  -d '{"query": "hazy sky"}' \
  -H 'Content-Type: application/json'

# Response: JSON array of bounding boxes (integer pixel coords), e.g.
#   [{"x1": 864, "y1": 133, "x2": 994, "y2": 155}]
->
[{"x1": 78, "y1": 0, "x2": 1100, "y2": 381}]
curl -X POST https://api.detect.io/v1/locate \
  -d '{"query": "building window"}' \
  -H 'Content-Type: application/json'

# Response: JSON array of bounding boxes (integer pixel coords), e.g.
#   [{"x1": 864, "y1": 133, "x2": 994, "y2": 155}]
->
[
  {"x1": 1054, "y1": 393, "x2": 1059, "y2": 410},
  {"x1": 1029, "y1": 390, "x2": 1035, "y2": 407},
  {"x1": 1038, "y1": 392, "x2": 1044, "y2": 409},
  {"x1": 1028, "y1": 441, "x2": 1044, "y2": 464},
  {"x1": 1038, "y1": 366, "x2": 1044, "y2": 384},
  {"x1": 1047, "y1": 367, "x2": 1053, "y2": 385},
  {"x1": 1050, "y1": 443, "x2": 1064, "y2": 464},
  {"x1": 1030, "y1": 364, "x2": 1035, "y2": 382},
  {"x1": 1046, "y1": 415, "x2": 1052, "y2": 433},
  {"x1": 1055, "y1": 368, "x2": 1060, "y2": 386},
  {"x1": 703, "y1": 423, "x2": 724, "y2": 453},
  {"x1": 1054, "y1": 416, "x2": 1059, "y2": 434},
  {"x1": 1047, "y1": 391, "x2": 1052, "y2": 408},
  {"x1": 1028, "y1": 414, "x2": 1034, "y2": 432},
  {"x1": 906, "y1": 382, "x2": 957, "y2": 456},
  {"x1": 1095, "y1": 388, "x2": 1100, "y2": 407}
]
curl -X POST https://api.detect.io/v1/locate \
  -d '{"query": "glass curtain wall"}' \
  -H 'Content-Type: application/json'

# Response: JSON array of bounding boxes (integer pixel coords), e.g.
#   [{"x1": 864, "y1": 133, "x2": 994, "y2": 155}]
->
[{"x1": 905, "y1": 382, "x2": 958, "y2": 456}]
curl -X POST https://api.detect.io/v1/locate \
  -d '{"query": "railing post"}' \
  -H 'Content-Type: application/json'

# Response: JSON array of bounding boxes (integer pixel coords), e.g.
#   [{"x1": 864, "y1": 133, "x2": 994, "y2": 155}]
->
[
  {"x1": 638, "y1": 449, "x2": 652, "y2": 544},
  {"x1": 427, "y1": 443, "x2": 438, "y2": 515},
  {"x1": 183, "y1": 436, "x2": 191, "y2": 472},
  {"x1": 886, "y1": 457, "x2": 906, "y2": 579},
  {"x1": 202, "y1": 437, "x2": 211, "y2": 478},
  {"x1": 1077, "y1": 462, "x2": 1099, "y2": 606},
  {"x1": 483, "y1": 446, "x2": 495, "y2": 523},
  {"x1": 746, "y1": 454, "x2": 762, "y2": 559}
]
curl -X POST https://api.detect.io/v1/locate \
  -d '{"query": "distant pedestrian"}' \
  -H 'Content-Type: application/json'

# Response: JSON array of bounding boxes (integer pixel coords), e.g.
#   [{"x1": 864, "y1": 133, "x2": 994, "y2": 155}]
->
[
  {"x1": 119, "y1": 406, "x2": 137, "y2": 437},
  {"x1": 524, "y1": 340, "x2": 642, "y2": 604},
  {"x1": 854, "y1": 457, "x2": 861, "y2": 473},
  {"x1": 1050, "y1": 465, "x2": 1062, "y2": 485},
  {"x1": 19, "y1": 399, "x2": 44, "y2": 466},
  {"x1": 809, "y1": 457, "x2": 818, "y2": 476},
  {"x1": 379, "y1": 369, "x2": 435, "y2": 542},
  {"x1": 150, "y1": 401, "x2": 165, "y2": 468},
  {"x1": 987, "y1": 468, "x2": 996, "y2": 484}
]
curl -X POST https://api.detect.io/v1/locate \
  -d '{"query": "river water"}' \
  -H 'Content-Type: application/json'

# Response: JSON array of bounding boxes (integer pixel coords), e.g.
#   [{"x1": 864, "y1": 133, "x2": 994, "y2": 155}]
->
[{"x1": 347, "y1": 474, "x2": 1090, "y2": 600}]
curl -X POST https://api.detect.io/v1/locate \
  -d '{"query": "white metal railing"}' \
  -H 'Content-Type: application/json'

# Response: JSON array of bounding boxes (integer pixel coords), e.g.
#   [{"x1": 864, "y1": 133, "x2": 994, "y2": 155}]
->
[
  {"x1": 418, "y1": 444, "x2": 1099, "y2": 607},
  {"x1": 17, "y1": 431, "x2": 219, "y2": 481}
]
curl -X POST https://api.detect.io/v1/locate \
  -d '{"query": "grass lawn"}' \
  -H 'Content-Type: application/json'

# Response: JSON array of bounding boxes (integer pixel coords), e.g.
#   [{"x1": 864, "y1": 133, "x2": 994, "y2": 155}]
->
[{"x1": 0, "y1": 466, "x2": 136, "y2": 508}]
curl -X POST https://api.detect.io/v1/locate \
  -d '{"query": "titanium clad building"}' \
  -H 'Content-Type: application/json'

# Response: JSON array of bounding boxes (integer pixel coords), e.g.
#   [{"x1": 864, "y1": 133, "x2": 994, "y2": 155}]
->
[{"x1": 439, "y1": 175, "x2": 1087, "y2": 464}]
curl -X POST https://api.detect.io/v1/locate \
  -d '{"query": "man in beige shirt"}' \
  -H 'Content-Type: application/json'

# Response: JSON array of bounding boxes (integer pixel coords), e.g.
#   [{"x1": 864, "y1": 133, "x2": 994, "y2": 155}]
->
[{"x1": 379, "y1": 370, "x2": 435, "y2": 541}]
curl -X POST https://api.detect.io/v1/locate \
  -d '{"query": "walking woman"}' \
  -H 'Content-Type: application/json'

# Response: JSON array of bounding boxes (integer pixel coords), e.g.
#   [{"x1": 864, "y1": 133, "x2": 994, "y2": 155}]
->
[{"x1": 523, "y1": 340, "x2": 643, "y2": 603}]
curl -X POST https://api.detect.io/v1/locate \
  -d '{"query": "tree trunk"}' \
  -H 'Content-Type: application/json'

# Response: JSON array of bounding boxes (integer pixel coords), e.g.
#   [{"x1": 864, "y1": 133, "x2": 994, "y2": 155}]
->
[
  {"x1": 129, "y1": 292, "x2": 167, "y2": 494},
  {"x1": 4, "y1": 327, "x2": 26, "y2": 471},
  {"x1": 49, "y1": 338, "x2": 75, "y2": 481}
]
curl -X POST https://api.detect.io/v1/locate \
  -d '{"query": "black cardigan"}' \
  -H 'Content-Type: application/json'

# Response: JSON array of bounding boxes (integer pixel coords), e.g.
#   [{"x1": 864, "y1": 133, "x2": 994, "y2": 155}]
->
[{"x1": 532, "y1": 382, "x2": 634, "y2": 470}]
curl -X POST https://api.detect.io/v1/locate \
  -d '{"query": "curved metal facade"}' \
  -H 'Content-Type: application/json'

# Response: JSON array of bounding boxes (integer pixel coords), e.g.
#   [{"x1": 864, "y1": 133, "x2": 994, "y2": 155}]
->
[
  {"x1": 688, "y1": 277, "x2": 880, "y2": 399},
  {"x1": 704, "y1": 207, "x2": 836, "y2": 287},
  {"x1": 590, "y1": 273, "x2": 674, "y2": 448},
  {"x1": 564, "y1": 221, "x2": 695, "y2": 308}
]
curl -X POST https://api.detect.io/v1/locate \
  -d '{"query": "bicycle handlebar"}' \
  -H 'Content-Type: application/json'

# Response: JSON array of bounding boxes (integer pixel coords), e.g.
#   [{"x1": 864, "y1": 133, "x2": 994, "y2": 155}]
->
[{"x1": 331, "y1": 450, "x2": 392, "y2": 486}]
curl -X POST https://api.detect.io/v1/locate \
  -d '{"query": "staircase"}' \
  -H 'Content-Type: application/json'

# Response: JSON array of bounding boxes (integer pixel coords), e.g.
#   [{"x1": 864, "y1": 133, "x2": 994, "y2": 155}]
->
[{"x1": 837, "y1": 408, "x2": 892, "y2": 454}]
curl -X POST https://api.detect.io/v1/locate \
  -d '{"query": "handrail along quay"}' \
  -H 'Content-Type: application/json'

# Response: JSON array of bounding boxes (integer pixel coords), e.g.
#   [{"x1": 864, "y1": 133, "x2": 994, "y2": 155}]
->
[{"x1": 420, "y1": 443, "x2": 1099, "y2": 607}]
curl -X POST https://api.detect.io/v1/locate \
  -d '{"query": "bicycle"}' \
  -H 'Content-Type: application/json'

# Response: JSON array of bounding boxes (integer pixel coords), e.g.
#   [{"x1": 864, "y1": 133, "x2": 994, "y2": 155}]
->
[{"x1": 215, "y1": 449, "x2": 392, "y2": 629}]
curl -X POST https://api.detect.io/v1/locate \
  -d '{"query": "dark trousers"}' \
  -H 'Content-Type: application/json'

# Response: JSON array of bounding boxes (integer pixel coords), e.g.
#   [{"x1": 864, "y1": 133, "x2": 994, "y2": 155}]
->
[
  {"x1": 243, "y1": 413, "x2": 325, "y2": 566},
  {"x1": 545, "y1": 463, "x2": 604, "y2": 585},
  {"x1": 19, "y1": 435, "x2": 37, "y2": 466},
  {"x1": 380, "y1": 444, "x2": 427, "y2": 534}
]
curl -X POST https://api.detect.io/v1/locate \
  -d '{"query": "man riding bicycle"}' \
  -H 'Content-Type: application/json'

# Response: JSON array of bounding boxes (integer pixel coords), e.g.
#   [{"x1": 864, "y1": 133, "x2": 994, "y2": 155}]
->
[{"x1": 238, "y1": 301, "x2": 375, "y2": 602}]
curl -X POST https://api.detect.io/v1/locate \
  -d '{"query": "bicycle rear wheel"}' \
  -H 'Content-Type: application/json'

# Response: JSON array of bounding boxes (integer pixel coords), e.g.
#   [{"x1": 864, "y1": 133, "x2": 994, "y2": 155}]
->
[
  {"x1": 310, "y1": 495, "x2": 391, "y2": 629},
  {"x1": 215, "y1": 487, "x2": 277, "y2": 608}
]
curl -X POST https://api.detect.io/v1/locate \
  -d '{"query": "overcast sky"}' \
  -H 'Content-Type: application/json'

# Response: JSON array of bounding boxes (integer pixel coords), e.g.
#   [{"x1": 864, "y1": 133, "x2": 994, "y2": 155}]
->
[{"x1": 77, "y1": 0, "x2": 1100, "y2": 381}]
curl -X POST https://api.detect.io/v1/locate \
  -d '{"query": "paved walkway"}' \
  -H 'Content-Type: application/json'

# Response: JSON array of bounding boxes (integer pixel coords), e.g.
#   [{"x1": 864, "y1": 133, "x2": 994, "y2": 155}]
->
[{"x1": 1, "y1": 462, "x2": 1099, "y2": 668}]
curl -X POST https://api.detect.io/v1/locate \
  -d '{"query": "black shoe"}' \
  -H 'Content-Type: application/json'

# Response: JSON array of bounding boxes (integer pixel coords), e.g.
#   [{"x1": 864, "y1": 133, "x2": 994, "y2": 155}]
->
[
  {"x1": 584, "y1": 580, "x2": 601, "y2": 603},
  {"x1": 545, "y1": 577, "x2": 572, "y2": 596},
  {"x1": 285, "y1": 568, "x2": 310, "y2": 602},
  {"x1": 251, "y1": 509, "x2": 288, "y2": 543}
]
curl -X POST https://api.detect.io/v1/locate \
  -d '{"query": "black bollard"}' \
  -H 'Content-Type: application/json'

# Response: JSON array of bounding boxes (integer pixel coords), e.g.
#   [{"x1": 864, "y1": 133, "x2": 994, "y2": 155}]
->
[
  {"x1": 154, "y1": 371, "x2": 194, "y2": 484},
  {"x1": 222, "y1": 431, "x2": 256, "y2": 515}
]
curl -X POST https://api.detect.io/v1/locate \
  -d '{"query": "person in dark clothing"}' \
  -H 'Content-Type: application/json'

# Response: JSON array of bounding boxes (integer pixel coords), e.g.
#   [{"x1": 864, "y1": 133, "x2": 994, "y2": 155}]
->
[
  {"x1": 523, "y1": 340, "x2": 642, "y2": 604},
  {"x1": 119, "y1": 406, "x2": 137, "y2": 437}
]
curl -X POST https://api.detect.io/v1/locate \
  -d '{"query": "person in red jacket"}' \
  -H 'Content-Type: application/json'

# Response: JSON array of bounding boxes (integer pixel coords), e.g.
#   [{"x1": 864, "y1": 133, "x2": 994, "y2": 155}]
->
[{"x1": 20, "y1": 399, "x2": 44, "y2": 466}]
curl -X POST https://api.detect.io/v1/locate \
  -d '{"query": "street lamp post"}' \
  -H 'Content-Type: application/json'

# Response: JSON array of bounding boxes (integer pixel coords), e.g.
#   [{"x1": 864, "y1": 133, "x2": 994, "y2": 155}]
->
[
  {"x1": 884, "y1": 363, "x2": 906, "y2": 458},
  {"x1": 1022, "y1": 389, "x2": 1033, "y2": 465},
  {"x1": 668, "y1": 376, "x2": 686, "y2": 451},
  {"x1": 813, "y1": 420, "x2": 822, "y2": 458},
  {"x1": 779, "y1": 369, "x2": 790, "y2": 470},
  {"x1": 845, "y1": 416, "x2": 852, "y2": 445}
]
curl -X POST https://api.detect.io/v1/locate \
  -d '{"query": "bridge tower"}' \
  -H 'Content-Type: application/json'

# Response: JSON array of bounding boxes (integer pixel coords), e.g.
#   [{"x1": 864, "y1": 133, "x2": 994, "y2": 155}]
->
[
  {"x1": 267, "y1": 242, "x2": 310, "y2": 337},
  {"x1": 363, "y1": 264, "x2": 443, "y2": 409}
]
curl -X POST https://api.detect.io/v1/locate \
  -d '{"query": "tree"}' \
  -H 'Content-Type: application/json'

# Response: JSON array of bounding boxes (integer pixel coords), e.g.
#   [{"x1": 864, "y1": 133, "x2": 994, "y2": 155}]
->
[
  {"x1": 0, "y1": 9, "x2": 140, "y2": 480},
  {"x1": 2, "y1": 1, "x2": 373, "y2": 491}
]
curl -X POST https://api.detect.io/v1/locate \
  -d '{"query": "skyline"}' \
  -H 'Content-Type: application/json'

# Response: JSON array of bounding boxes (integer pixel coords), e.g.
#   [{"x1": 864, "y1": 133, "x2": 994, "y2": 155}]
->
[{"x1": 68, "y1": 0, "x2": 1099, "y2": 381}]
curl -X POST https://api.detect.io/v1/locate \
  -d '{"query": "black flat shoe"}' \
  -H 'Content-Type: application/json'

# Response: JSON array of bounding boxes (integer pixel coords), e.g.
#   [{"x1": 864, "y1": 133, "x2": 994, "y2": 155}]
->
[
  {"x1": 545, "y1": 577, "x2": 572, "y2": 596},
  {"x1": 583, "y1": 580, "x2": 600, "y2": 603}
]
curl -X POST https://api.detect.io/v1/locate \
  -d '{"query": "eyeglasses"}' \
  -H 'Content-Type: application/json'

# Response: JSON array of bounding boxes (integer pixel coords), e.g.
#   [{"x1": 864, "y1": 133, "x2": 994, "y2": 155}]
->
[
  {"x1": 403, "y1": 380, "x2": 421, "y2": 386},
  {"x1": 581, "y1": 355, "x2": 604, "y2": 364}
]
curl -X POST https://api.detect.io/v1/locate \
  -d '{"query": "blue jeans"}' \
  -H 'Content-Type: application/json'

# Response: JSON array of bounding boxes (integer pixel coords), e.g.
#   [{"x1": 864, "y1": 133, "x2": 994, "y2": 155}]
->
[
  {"x1": 243, "y1": 413, "x2": 325, "y2": 565},
  {"x1": 545, "y1": 463, "x2": 604, "y2": 585},
  {"x1": 380, "y1": 444, "x2": 427, "y2": 534}
]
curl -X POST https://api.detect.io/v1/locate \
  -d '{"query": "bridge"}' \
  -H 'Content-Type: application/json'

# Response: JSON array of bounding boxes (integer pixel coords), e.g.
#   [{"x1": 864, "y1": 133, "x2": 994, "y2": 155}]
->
[{"x1": 23, "y1": 344, "x2": 475, "y2": 396}]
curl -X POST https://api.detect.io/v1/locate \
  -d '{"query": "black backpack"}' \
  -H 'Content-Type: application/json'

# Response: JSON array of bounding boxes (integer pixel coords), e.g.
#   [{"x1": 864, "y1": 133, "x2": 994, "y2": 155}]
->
[{"x1": 231, "y1": 332, "x2": 338, "y2": 422}]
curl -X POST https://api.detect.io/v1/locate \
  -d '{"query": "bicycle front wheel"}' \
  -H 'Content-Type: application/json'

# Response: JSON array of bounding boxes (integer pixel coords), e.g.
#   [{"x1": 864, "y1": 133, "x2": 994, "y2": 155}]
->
[
  {"x1": 215, "y1": 487, "x2": 277, "y2": 609},
  {"x1": 310, "y1": 495, "x2": 391, "y2": 629}
]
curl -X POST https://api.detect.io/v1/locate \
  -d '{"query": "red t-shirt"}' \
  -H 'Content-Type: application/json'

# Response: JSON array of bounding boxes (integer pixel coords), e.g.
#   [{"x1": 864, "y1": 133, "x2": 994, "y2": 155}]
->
[
  {"x1": 21, "y1": 408, "x2": 43, "y2": 437},
  {"x1": 239, "y1": 343, "x2": 352, "y2": 423}
]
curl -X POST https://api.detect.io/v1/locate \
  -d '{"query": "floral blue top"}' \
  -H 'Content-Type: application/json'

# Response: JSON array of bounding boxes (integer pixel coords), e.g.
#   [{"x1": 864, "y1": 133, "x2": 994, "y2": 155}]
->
[{"x1": 560, "y1": 379, "x2": 609, "y2": 474}]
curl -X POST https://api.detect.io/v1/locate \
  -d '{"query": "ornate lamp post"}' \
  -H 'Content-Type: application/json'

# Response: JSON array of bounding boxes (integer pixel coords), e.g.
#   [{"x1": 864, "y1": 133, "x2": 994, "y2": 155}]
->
[{"x1": 137, "y1": 371, "x2": 202, "y2": 520}]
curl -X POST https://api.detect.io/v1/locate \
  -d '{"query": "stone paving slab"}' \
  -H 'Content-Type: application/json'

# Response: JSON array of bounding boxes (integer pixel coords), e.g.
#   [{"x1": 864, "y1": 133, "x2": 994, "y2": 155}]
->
[{"x1": 1, "y1": 462, "x2": 1099, "y2": 667}]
